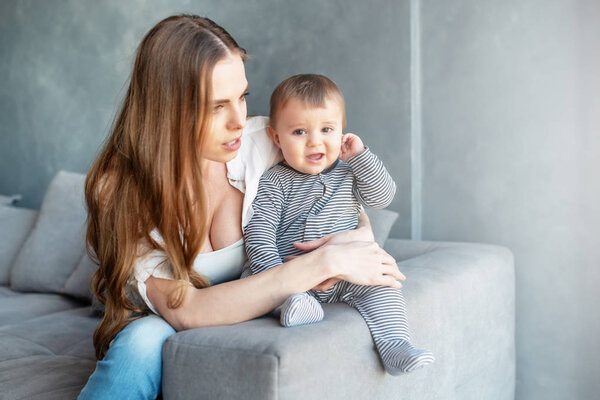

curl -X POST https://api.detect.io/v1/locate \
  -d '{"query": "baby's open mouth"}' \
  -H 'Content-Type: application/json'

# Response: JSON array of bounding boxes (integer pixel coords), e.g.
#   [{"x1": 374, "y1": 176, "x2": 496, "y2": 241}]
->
[{"x1": 306, "y1": 153, "x2": 325, "y2": 162}]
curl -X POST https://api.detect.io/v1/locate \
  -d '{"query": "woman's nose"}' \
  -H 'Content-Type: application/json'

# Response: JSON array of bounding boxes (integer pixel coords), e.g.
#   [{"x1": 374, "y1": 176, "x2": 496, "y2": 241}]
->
[{"x1": 227, "y1": 103, "x2": 246, "y2": 131}]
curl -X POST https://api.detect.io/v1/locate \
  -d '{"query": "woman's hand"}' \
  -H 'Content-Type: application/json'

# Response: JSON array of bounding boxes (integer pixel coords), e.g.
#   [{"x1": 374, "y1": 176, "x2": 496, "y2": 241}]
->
[
  {"x1": 290, "y1": 209, "x2": 401, "y2": 291},
  {"x1": 319, "y1": 241, "x2": 405, "y2": 289},
  {"x1": 288, "y1": 209, "x2": 404, "y2": 291},
  {"x1": 290, "y1": 239, "x2": 405, "y2": 291},
  {"x1": 289, "y1": 208, "x2": 377, "y2": 290},
  {"x1": 291, "y1": 229, "x2": 375, "y2": 291}
]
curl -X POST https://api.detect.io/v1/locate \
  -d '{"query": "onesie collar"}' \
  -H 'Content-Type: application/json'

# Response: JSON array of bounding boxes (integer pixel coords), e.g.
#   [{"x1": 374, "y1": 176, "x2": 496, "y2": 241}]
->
[{"x1": 279, "y1": 159, "x2": 340, "y2": 176}]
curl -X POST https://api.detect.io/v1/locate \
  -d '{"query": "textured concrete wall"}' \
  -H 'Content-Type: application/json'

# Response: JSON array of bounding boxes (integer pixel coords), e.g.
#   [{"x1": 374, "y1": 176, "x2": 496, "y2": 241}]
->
[
  {"x1": 420, "y1": 0, "x2": 600, "y2": 399},
  {"x1": 0, "y1": 0, "x2": 412, "y2": 237}
]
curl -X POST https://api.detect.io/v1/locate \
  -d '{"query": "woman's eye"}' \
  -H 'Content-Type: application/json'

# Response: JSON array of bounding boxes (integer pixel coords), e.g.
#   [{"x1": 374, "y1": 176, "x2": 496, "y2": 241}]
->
[
  {"x1": 322, "y1": 127, "x2": 333, "y2": 133},
  {"x1": 240, "y1": 92, "x2": 249, "y2": 102},
  {"x1": 293, "y1": 129, "x2": 306, "y2": 135},
  {"x1": 213, "y1": 104, "x2": 224, "y2": 113}
]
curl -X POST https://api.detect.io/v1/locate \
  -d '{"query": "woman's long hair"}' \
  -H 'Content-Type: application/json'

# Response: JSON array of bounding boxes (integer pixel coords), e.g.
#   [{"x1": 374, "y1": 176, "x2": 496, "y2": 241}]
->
[{"x1": 85, "y1": 15, "x2": 246, "y2": 359}]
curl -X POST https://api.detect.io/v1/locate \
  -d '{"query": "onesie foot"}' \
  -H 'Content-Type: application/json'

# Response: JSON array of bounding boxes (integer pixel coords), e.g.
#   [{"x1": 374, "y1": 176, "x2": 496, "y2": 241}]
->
[
  {"x1": 280, "y1": 293, "x2": 324, "y2": 327},
  {"x1": 379, "y1": 339, "x2": 435, "y2": 375}
]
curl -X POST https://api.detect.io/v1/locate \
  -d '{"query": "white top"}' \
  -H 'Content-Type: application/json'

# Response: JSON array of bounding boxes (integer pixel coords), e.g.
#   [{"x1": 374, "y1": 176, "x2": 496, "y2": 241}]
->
[{"x1": 128, "y1": 116, "x2": 282, "y2": 315}]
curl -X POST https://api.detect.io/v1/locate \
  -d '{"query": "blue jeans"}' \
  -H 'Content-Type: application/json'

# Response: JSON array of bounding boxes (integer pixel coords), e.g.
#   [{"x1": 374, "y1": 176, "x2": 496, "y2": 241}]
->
[{"x1": 78, "y1": 314, "x2": 176, "y2": 400}]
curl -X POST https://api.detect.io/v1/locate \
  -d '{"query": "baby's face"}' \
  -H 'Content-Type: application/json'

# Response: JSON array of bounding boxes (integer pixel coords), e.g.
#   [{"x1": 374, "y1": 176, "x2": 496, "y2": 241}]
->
[{"x1": 269, "y1": 97, "x2": 343, "y2": 175}]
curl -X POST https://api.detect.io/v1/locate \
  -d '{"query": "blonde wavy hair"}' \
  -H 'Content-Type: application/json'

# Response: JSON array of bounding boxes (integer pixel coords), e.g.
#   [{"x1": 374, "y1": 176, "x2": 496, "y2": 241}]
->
[{"x1": 85, "y1": 15, "x2": 247, "y2": 359}]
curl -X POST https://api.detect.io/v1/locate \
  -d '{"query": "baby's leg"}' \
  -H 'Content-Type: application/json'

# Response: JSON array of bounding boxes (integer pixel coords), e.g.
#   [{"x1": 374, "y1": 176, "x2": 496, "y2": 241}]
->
[
  {"x1": 280, "y1": 292, "x2": 324, "y2": 327},
  {"x1": 342, "y1": 284, "x2": 435, "y2": 374}
]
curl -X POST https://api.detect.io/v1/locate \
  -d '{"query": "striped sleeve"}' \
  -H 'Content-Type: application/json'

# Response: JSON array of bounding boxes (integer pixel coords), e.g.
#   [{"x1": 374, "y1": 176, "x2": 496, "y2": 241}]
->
[
  {"x1": 243, "y1": 174, "x2": 285, "y2": 274},
  {"x1": 347, "y1": 147, "x2": 396, "y2": 209}
]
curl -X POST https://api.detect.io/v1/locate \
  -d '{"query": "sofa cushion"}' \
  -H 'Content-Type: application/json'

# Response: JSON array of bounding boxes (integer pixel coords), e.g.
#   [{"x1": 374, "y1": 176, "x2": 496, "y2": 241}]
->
[
  {"x1": 364, "y1": 208, "x2": 398, "y2": 247},
  {"x1": 0, "y1": 307, "x2": 98, "y2": 399},
  {"x1": 0, "y1": 286, "x2": 85, "y2": 327},
  {"x1": 0, "y1": 358, "x2": 95, "y2": 400},
  {"x1": 0, "y1": 204, "x2": 38, "y2": 285},
  {"x1": 10, "y1": 171, "x2": 87, "y2": 295},
  {"x1": 63, "y1": 252, "x2": 97, "y2": 302}
]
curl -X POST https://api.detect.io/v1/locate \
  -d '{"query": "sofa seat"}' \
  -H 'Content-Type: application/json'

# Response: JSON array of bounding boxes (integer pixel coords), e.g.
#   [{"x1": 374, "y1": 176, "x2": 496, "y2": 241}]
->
[
  {"x1": 0, "y1": 286, "x2": 86, "y2": 327},
  {"x1": 0, "y1": 306, "x2": 97, "y2": 400}
]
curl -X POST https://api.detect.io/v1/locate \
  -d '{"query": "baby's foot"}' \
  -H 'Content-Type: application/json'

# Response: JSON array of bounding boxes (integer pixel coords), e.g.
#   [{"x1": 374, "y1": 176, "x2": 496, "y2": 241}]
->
[
  {"x1": 280, "y1": 293, "x2": 324, "y2": 327},
  {"x1": 379, "y1": 339, "x2": 435, "y2": 375}
]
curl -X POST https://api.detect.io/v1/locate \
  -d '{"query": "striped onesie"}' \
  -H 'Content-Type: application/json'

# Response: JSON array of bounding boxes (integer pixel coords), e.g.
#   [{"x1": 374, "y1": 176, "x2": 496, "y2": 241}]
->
[{"x1": 243, "y1": 147, "x2": 434, "y2": 374}]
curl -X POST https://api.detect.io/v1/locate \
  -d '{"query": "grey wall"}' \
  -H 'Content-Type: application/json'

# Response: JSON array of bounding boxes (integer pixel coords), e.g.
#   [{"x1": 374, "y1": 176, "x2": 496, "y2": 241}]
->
[
  {"x1": 0, "y1": 0, "x2": 412, "y2": 238},
  {"x1": 420, "y1": 1, "x2": 600, "y2": 399},
  {"x1": 2, "y1": 0, "x2": 599, "y2": 399}
]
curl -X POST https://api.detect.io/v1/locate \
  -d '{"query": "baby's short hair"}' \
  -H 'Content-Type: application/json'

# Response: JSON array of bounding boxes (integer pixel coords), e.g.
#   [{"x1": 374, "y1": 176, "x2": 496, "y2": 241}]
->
[{"x1": 269, "y1": 74, "x2": 346, "y2": 129}]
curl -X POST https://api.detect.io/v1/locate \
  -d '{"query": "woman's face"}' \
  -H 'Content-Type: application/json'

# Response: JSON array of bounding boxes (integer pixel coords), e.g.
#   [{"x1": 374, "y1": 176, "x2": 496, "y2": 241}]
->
[{"x1": 202, "y1": 53, "x2": 249, "y2": 163}]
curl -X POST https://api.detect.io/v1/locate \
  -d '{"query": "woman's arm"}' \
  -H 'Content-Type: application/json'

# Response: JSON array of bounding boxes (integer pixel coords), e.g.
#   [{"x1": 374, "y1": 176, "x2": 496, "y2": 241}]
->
[{"x1": 146, "y1": 240, "x2": 403, "y2": 331}]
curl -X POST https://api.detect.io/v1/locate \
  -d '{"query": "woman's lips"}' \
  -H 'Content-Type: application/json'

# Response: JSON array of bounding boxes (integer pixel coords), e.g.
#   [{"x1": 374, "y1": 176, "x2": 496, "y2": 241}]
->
[
  {"x1": 306, "y1": 153, "x2": 325, "y2": 163},
  {"x1": 222, "y1": 137, "x2": 241, "y2": 151}
]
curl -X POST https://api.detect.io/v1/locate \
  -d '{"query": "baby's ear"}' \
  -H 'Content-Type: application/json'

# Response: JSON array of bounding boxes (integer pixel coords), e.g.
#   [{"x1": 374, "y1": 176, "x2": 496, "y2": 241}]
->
[{"x1": 267, "y1": 126, "x2": 281, "y2": 147}]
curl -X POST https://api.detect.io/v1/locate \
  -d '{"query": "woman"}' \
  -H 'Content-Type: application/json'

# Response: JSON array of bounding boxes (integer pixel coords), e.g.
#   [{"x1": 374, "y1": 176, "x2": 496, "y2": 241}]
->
[{"x1": 78, "y1": 14, "x2": 404, "y2": 399}]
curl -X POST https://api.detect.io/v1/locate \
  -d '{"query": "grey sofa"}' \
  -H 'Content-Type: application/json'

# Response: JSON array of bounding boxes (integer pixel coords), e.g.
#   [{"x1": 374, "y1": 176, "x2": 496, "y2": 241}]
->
[{"x1": 0, "y1": 171, "x2": 516, "y2": 400}]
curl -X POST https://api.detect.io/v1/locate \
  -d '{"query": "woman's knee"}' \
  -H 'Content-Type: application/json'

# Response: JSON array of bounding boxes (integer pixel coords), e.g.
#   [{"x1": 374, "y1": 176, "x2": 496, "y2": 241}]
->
[{"x1": 111, "y1": 314, "x2": 176, "y2": 363}]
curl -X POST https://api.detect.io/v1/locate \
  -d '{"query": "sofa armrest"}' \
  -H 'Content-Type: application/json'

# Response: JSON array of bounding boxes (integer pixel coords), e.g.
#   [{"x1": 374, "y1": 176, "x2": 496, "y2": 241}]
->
[{"x1": 162, "y1": 240, "x2": 515, "y2": 400}]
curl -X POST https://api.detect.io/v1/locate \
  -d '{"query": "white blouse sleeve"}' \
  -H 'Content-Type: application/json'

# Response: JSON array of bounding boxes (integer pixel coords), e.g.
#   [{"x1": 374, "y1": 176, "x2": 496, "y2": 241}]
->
[{"x1": 128, "y1": 229, "x2": 176, "y2": 316}]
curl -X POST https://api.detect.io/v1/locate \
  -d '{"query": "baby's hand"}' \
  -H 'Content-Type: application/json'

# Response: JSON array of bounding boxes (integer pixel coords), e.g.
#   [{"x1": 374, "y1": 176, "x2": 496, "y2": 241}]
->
[{"x1": 339, "y1": 133, "x2": 366, "y2": 162}]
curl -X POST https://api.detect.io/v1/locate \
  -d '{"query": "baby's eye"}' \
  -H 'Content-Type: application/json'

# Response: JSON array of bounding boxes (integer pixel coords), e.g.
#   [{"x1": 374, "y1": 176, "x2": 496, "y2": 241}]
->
[
  {"x1": 240, "y1": 91, "x2": 249, "y2": 102},
  {"x1": 322, "y1": 127, "x2": 333, "y2": 133},
  {"x1": 293, "y1": 129, "x2": 306, "y2": 135}
]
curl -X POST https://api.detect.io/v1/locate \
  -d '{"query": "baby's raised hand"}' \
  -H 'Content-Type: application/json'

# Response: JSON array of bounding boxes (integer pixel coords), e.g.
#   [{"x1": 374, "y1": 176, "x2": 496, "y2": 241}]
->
[{"x1": 339, "y1": 133, "x2": 365, "y2": 162}]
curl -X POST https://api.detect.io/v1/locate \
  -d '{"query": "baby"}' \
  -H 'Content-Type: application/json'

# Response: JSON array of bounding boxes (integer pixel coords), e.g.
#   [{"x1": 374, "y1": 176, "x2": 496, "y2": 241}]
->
[{"x1": 243, "y1": 74, "x2": 434, "y2": 374}]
